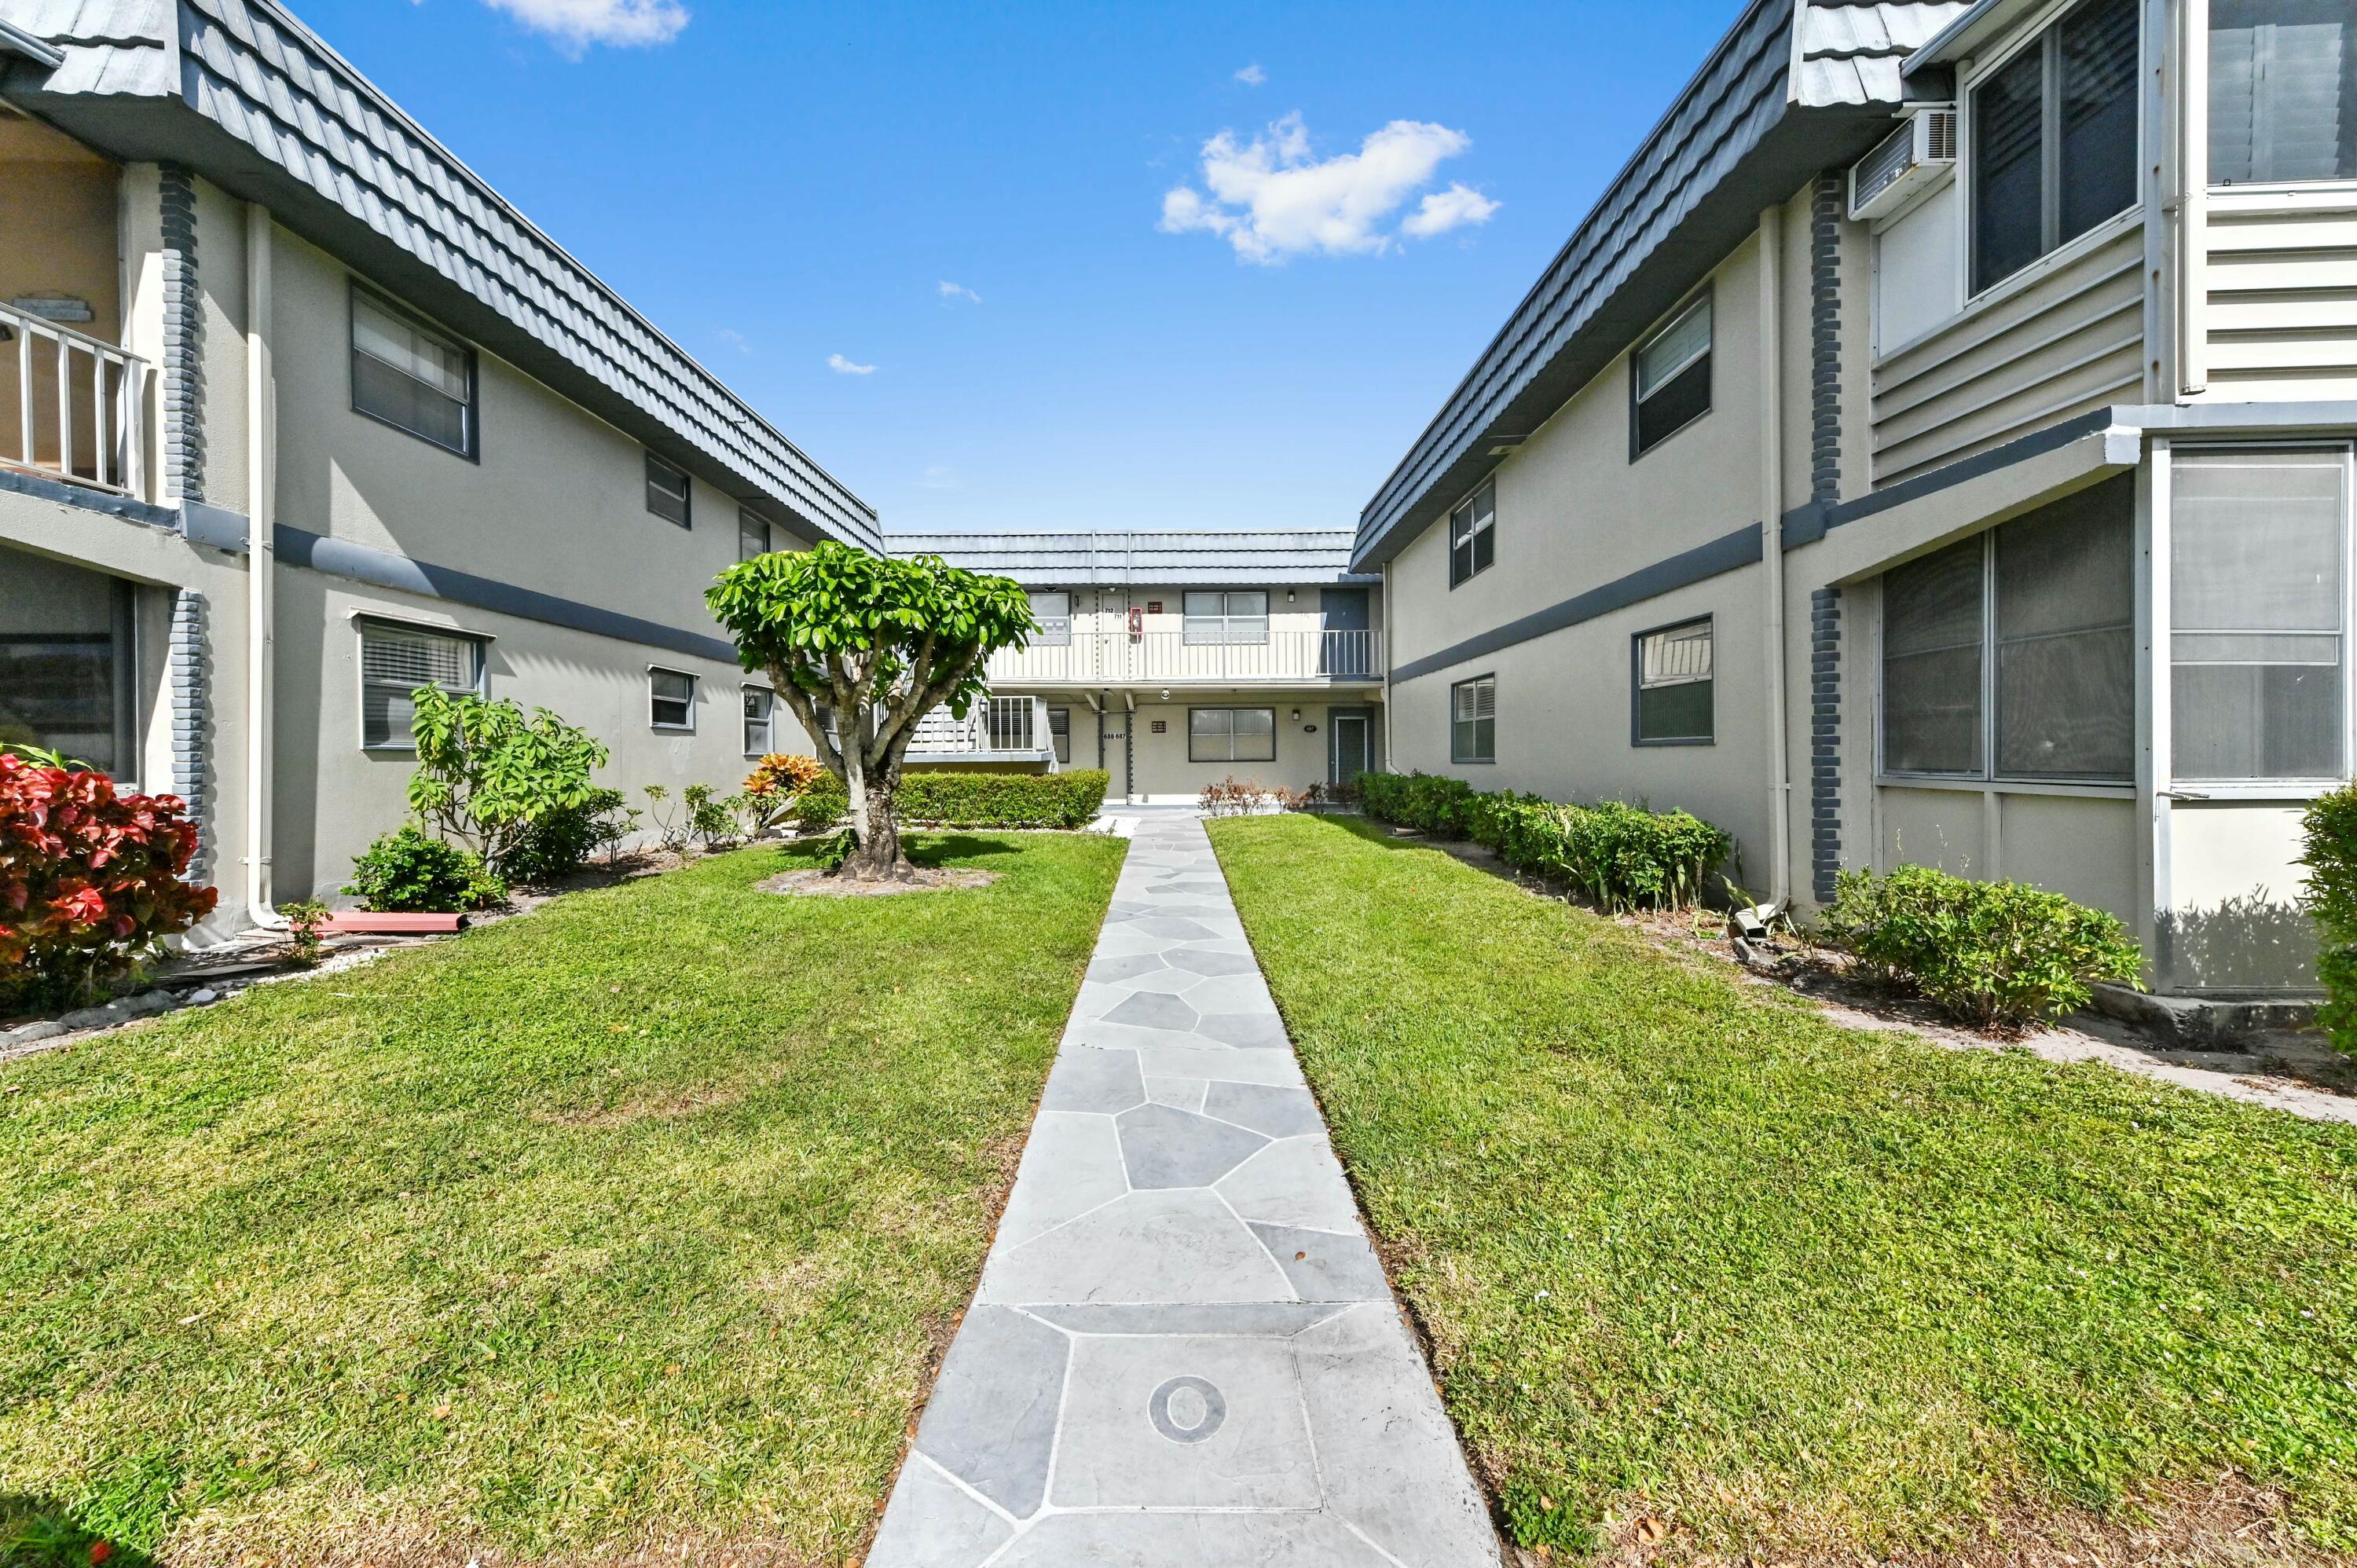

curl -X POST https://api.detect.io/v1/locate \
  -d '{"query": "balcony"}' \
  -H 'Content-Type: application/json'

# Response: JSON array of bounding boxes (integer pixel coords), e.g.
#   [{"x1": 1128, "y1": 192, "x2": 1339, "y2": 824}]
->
[
  {"x1": 987, "y1": 629, "x2": 1385, "y2": 687},
  {"x1": 905, "y1": 695, "x2": 1060, "y2": 768},
  {"x1": 0, "y1": 299, "x2": 148, "y2": 500}
]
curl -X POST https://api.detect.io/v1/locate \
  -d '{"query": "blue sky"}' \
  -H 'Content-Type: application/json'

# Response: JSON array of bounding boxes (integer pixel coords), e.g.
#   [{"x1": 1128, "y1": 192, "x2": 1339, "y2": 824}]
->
[{"x1": 303, "y1": 0, "x2": 1751, "y2": 535}]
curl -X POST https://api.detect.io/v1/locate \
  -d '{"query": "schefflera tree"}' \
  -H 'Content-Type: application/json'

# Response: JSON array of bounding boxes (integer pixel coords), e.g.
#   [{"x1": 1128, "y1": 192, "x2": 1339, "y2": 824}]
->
[{"x1": 706, "y1": 541, "x2": 1036, "y2": 882}]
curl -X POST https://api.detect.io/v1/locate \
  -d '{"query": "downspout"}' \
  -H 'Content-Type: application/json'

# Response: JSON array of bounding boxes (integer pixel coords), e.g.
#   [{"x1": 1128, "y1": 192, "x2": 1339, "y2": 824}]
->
[
  {"x1": 1123, "y1": 690, "x2": 1137, "y2": 805},
  {"x1": 1380, "y1": 559, "x2": 1393, "y2": 771},
  {"x1": 2175, "y1": 0, "x2": 2209, "y2": 396},
  {"x1": 1759, "y1": 201, "x2": 1792, "y2": 906},
  {"x1": 244, "y1": 200, "x2": 283, "y2": 928}
]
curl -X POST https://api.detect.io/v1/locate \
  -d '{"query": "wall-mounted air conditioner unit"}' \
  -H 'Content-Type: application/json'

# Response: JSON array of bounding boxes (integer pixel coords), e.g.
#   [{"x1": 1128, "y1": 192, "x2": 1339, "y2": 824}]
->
[{"x1": 1848, "y1": 105, "x2": 1957, "y2": 223}]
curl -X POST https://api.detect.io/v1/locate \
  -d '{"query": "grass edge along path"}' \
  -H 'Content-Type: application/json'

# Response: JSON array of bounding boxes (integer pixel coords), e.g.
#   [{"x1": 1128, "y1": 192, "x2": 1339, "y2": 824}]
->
[
  {"x1": 1208, "y1": 813, "x2": 2357, "y2": 1563},
  {"x1": 0, "y1": 831, "x2": 1126, "y2": 1566}
]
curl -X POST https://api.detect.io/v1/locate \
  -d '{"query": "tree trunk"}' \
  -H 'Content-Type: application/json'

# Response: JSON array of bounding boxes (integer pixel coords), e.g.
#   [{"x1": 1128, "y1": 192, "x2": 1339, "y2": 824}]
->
[{"x1": 834, "y1": 767, "x2": 915, "y2": 881}]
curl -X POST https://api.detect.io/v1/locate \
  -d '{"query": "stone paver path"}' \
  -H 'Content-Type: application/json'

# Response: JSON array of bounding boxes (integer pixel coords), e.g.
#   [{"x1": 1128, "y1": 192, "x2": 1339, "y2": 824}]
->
[{"x1": 868, "y1": 810, "x2": 1501, "y2": 1567}]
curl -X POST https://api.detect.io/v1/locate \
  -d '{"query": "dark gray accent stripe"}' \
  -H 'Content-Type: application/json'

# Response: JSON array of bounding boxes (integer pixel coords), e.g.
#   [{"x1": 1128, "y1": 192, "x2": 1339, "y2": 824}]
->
[
  {"x1": 1391, "y1": 523, "x2": 1763, "y2": 686},
  {"x1": 0, "y1": 465, "x2": 183, "y2": 529},
  {"x1": 1809, "y1": 172, "x2": 1843, "y2": 507},
  {"x1": 159, "y1": 165, "x2": 204, "y2": 505},
  {"x1": 167, "y1": 588, "x2": 211, "y2": 879},
  {"x1": 1809, "y1": 586, "x2": 1842, "y2": 903},
  {"x1": 275, "y1": 525, "x2": 740, "y2": 665},
  {"x1": 1781, "y1": 405, "x2": 2119, "y2": 548}
]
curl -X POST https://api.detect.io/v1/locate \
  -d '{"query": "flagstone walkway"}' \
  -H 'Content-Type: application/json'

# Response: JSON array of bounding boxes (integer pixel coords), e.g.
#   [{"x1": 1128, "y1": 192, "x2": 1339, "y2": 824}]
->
[{"x1": 868, "y1": 810, "x2": 1501, "y2": 1567}]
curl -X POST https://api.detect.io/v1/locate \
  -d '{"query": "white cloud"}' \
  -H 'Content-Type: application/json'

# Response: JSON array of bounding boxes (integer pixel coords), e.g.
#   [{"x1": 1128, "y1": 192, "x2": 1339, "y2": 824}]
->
[
  {"x1": 827, "y1": 353, "x2": 876, "y2": 376},
  {"x1": 1233, "y1": 62, "x2": 1266, "y2": 85},
  {"x1": 715, "y1": 328, "x2": 750, "y2": 354},
  {"x1": 937, "y1": 280, "x2": 981, "y2": 304},
  {"x1": 1157, "y1": 112, "x2": 1492, "y2": 263},
  {"x1": 1402, "y1": 181, "x2": 1501, "y2": 239},
  {"x1": 915, "y1": 463, "x2": 960, "y2": 491},
  {"x1": 480, "y1": 0, "x2": 688, "y2": 50}
]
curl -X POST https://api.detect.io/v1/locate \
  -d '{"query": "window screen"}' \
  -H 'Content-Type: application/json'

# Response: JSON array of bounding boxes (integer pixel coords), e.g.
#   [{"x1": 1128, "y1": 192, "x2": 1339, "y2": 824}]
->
[
  {"x1": 1030, "y1": 592, "x2": 1073, "y2": 647},
  {"x1": 360, "y1": 621, "x2": 482, "y2": 749},
  {"x1": 1995, "y1": 485, "x2": 2135, "y2": 778},
  {"x1": 351, "y1": 290, "x2": 475, "y2": 456},
  {"x1": 1635, "y1": 618, "x2": 1714, "y2": 743},
  {"x1": 1189, "y1": 707, "x2": 1276, "y2": 762},
  {"x1": 2172, "y1": 450, "x2": 2346, "y2": 780},
  {"x1": 1633, "y1": 297, "x2": 1712, "y2": 456},
  {"x1": 646, "y1": 455, "x2": 692, "y2": 529},
  {"x1": 739, "y1": 511, "x2": 772, "y2": 561},
  {"x1": 742, "y1": 687, "x2": 774, "y2": 756},
  {"x1": 1048, "y1": 705, "x2": 1072, "y2": 764},
  {"x1": 1451, "y1": 675, "x2": 1497, "y2": 763},
  {"x1": 651, "y1": 668, "x2": 696, "y2": 730},
  {"x1": 1882, "y1": 537, "x2": 1988, "y2": 775},
  {"x1": 1182, "y1": 592, "x2": 1270, "y2": 645},
  {"x1": 2212, "y1": 0, "x2": 2357, "y2": 184},
  {"x1": 1450, "y1": 482, "x2": 1497, "y2": 586},
  {"x1": 1970, "y1": 0, "x2": 2141, "y2": 294}
]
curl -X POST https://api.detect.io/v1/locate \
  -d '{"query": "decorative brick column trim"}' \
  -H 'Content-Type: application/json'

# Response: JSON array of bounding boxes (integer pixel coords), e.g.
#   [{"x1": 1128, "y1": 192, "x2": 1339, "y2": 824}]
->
[
  {"x1": 1809, "y1": 171, "x2": 1843, "y2": 507},
  {"x1": 168, "y1": 588, "x2": 213, "y2": 880},
  {"x1": 1809, "y1": 586, "x2": 1842, "y2": 903},
  {"x1": 159, "y1": 164, "x2": 206, "y2": 505}
]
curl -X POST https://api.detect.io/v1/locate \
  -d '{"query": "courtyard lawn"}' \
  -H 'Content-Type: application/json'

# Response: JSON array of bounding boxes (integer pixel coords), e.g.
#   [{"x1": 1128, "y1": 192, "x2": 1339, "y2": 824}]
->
[
  {"x1": 0, "y1": 832, "x2": 1124, "y2": 1565},
  {"x1": 1208, "y1": 813, "x2": 2357, "y2": 1561}
]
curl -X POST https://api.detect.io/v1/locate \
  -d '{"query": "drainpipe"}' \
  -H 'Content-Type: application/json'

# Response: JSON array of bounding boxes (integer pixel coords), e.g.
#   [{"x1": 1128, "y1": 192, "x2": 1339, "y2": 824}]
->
[
  {"x1": 1123, "y1": 690, "x2": 1137, "y2": 805},
  {"x1": 1759, "y1": 201, "x2": 1792, "y2": 907},
  {"x1": 244, "y1": 200, "x2": 282, "y2": 929}
]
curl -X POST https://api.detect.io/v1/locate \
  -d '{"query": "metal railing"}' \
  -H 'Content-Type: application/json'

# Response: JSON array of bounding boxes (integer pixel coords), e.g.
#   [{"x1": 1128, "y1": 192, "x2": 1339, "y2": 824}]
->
[
  {"x1": 987, "y1": 629, "x2": 1385, "y2": 686},
  {"x1": 0, "y1": 300, "x2": 148, "y2": 498},
  {"x1": 907, "y1": 694, "x2": 1058, "y2": 764}
]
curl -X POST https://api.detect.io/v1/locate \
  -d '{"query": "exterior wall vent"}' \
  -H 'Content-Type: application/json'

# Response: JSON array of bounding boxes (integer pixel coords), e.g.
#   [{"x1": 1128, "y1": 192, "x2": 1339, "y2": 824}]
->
[{"x1": 1849, "y1": 105, "x2": 1957, "y2": 222}]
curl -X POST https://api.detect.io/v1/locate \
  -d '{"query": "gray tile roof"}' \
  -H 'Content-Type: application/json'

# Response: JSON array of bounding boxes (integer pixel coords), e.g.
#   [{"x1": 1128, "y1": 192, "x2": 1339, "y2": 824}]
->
[
  {"x1": 891, "y1": 530, "x2": 1376, "y2": 588},
  {"x1": 1, "y1": 0, "x2": 880, "y2": 550},
  {"x1": 1352, "y1": 0, "x2": 1967, "y2": 571}
]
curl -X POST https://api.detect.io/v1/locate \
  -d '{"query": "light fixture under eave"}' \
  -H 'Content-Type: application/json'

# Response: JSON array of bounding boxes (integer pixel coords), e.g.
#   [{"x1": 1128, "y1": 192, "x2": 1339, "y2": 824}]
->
[{"x1": 1487, "y1": 433, "x2": 1530, "y2": 456}]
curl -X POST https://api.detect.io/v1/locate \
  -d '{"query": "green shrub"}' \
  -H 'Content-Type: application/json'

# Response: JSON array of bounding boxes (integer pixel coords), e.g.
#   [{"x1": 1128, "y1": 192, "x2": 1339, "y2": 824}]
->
[
  {"x1": 497, "y1": 786, "x2": 630, "y2": 882},
  {"x1": 794, "y1": 770, "x2": 1109, "y2": 830},
  {"x1": 1820, "y1": 863, "x2": 2142, "y2": 1029},
  {"x1": 1354, "y1": 771, "x2": 1732, "y2": 911},
  {"x1": 405, "y1": 688, "x2": 610, "y2": 869},
  {"x1": 2300, "y1": 787, "x2": 2357, "y2": 1055},
  {"x1": 345, "y1": 826, "x2": 506, "y2": 914}
]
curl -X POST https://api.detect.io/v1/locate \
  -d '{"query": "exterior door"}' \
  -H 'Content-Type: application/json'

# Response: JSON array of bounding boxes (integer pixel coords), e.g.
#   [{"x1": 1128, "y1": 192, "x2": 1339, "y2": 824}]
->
[
  {"x1": 1329, "y1": 709, "x2": 1372, "y2": 785},
  {"x1": 1321, "y1": 587, "x2": 1371, "y2": 677}
]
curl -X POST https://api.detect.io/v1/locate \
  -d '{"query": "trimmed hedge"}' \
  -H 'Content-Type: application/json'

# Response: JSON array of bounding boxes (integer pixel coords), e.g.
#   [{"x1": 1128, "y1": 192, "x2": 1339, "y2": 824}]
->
[
  {"x1": 2301, "y1": 786, "x2": 2357, "y2": 1055},
  {"x1": 1355, "y1": 770, "x2": 1731, "y2": 911},
  {"x1": 1820, "y1": 864, "x2": 2142, "y2": 1029},
  {"x1": 794, "y1": 769, "x2": 1109, "y2": 830}
]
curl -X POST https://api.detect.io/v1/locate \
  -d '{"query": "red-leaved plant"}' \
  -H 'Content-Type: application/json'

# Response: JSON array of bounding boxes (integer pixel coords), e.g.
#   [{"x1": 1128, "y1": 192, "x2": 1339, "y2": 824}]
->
[{"x1": 2, "y1": 750, "x2": 218, "y2": 1010}]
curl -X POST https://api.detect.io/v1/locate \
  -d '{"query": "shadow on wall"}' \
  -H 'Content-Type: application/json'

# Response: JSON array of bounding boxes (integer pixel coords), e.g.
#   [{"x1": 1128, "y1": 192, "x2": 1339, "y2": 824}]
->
[{"x1": 2154, "y1": 892, "x2": 2319, "y2": 992}]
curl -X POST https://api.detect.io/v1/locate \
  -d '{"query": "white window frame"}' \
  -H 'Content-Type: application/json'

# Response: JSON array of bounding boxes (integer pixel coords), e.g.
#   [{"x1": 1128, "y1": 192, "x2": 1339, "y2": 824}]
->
[
  {"x1": 1187, "y1": 705, "x2": 1277, "y2": 763},
  {"x1": 1030, "y1": 591, "x2": 1074, "y2": 647},
  {"x1": 2151, "y1": 440, "x2": 2357, "y2": 800},
  {"x1": 742, "y1": 685, "x2": 775, "y2": 757},
  {"x1": 1958, "y1": 0, "x2": 2145, "y2": 301},
  {"x1": 650, "y1": 665, "x2": 698, "y2": 732},
  {"x1": 1048, "y1": 705, "x2": 1072, "y2": 764},
  {"x1": 1182, "y1": 592, "x2": 1270, "y2": 646},
  {"x1": 356, "y1": 615, "x2": 487, "y2": 753}
]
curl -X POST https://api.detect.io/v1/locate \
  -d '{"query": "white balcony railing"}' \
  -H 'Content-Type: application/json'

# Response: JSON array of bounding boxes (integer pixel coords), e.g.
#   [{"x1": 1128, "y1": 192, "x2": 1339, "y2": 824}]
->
[
  {"x1": 0, "y1": 300, "x2": 148, "y2": 499},
  {"x1": 906, "y1": 694, "x2": 1058, "y2": 765},
  {"x1": 987, "y1": 629, "x2": 1384, "y2": 687}
]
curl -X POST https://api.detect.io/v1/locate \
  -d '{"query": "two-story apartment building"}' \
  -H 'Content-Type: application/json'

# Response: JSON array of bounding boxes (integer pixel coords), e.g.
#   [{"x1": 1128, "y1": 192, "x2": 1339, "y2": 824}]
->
[
  {"x1": 0, "y1": 0, "x2": 877, "y2": 930},
  {"x1": 893, "y1": 531, "x2": 1386, "y2": 803},
  {"x1": 1362, "y1": 0, "x2": 2357, "y2": 999}
]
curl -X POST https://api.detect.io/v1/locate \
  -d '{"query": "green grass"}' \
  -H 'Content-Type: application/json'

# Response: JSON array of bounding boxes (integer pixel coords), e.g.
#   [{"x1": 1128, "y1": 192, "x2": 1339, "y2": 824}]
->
[
  {"x1": 1208, "y1": 814, "x2": 2357, "y2": 1559},
  {"x1": 0, "y1": 832, "x2": 1124, "y2": 1564}
]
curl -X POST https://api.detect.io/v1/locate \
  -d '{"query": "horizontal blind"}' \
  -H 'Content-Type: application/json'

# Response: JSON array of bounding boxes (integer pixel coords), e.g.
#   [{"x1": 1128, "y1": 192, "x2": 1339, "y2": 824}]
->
[{"x1": 361, "y1": 625, "x2": 475, "y2": 691}]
